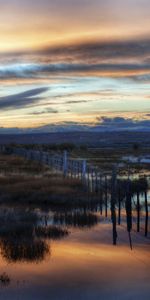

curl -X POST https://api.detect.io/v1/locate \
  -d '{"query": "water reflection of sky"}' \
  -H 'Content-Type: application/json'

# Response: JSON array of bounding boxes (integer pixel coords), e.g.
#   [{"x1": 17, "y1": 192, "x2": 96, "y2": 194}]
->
[
  {"x1": 0, "y1": 221, "x2": 149, "y2": 300},
  {"x1": 0, "y1": 199, "x2": 149, "y2": 299}
]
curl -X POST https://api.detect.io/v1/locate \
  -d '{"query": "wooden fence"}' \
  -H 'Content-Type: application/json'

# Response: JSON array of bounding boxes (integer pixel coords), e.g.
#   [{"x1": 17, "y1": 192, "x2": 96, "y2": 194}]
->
[{"x1": 9, "y1": 147, "x2": 109, "y2": 194}]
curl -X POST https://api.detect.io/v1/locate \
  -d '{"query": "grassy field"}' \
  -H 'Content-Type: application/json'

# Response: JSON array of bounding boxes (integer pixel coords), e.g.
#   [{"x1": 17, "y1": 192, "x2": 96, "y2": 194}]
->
[
  {"x1": 0, "y1": 154, "x2": 85, "y2": 206},
  {"x1": 3, "y1": 142, "x2": 150, "y2": 173},
  {"x1": 69, "y1": 147, "x2": 150, "y2": 174},
  {"x1": 0, "y1": 148, "x2": 149, "y2": 208}
]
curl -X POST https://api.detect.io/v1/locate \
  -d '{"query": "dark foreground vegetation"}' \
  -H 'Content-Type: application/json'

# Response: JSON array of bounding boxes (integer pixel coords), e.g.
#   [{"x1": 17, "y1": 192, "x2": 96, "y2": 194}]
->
[{"x1": 0, "y1": 273, "x2": 11, "y2": 286}]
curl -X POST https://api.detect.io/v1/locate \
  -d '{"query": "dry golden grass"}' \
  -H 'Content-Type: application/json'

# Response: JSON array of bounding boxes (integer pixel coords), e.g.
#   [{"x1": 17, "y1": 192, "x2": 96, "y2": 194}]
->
[
  {"x1": 0, "y1": 154, "x2": 49, "y2": 175},
  {"x1": 71, "y1": 148, "x2": 150, "y2": 173},
  {"x1": 0, "y1": 154, "x2": 84, "y2": 206}
]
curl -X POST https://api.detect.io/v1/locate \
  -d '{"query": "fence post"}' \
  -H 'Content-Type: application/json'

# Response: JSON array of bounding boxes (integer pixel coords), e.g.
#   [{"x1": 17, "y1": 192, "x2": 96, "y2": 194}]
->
[
  {"x1": 82, "y1": 160, "x2": 87, "y2": 183},
  {"x1": 63, "y1": 150, "x2": 68, "y2": 177}
]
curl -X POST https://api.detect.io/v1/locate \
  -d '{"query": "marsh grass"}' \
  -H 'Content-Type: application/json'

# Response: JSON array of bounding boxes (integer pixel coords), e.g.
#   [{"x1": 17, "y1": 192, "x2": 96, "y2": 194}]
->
[
  {"x1": 71, "y1": 148, "x2": 150, "y2": 173},
  {"x1": 0, "y1": 154, "x2": 49, "y2": 175},
  {"x1": 0, "y1": 176, "x2": 84, "y2": 205},
  {"x1": 0, "y1": 154, "x2": 85, "y2": 206}
]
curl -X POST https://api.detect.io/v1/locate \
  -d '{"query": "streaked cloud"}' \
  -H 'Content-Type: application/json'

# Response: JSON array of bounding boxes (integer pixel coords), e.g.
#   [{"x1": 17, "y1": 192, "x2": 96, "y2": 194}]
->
[
  {"x1": 1, "y1": 39, "x2": 150, "y2": 84},
  {"x1": 29, "y1": 108, "x2": 58, "y2": 115},
  {"x1": 0, "y1": 62, "x2": 150, "y2": 80},
  {"x1": 0, "y1": 87, "x2": 48, "y2": 110}
]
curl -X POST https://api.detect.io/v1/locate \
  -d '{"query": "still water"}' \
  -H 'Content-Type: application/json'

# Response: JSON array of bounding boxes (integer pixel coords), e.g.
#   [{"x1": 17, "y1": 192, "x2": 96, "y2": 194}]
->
[{"x1": 0, "y1": 196, "x2": 149, "y2": 300}]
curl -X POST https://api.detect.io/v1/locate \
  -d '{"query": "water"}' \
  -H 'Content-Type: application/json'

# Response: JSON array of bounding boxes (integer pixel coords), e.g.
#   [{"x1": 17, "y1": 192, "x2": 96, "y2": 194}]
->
[{"x1": 0, "y1": 194, "x2": 149, "y2": 300}]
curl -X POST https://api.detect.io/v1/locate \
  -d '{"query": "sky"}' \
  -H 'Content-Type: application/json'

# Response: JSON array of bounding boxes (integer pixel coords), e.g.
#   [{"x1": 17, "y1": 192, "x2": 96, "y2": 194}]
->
[{"x1": 0, "y1": 0, "x2": 150, "y2": 132}]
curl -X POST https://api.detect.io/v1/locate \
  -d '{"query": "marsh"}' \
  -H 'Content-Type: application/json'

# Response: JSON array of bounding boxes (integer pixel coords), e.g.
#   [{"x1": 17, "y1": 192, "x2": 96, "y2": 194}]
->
[{"x1": 0, "y1": 154, "x2": 149, "y2": 300}]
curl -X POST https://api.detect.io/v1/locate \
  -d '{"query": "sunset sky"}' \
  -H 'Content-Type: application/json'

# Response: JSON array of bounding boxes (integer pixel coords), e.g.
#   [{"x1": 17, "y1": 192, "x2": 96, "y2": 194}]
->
[{"x1": 0, "y1": 0, "x2": 150, "y2": 132}]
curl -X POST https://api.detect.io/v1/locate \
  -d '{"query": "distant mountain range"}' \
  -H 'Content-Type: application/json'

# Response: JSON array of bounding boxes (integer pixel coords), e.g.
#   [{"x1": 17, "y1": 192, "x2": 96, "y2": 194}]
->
[{"x1": 1, "y1": 117, "x2": 150, "y2": 134}]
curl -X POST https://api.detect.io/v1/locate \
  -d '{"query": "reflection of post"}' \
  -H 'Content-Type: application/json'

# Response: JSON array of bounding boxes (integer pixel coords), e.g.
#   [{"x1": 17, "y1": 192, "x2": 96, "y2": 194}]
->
[
  {"x1": 144, "y1": 191, "x2": 148, "y2": 237},
  {"x1": 111, "y1": 167, "x2": 117, "y2": 245},
  {"x1": 118, "y1": 185, "x2": 121, "y2": 225},
  {"x1": 137, "y1": 191, "x2": 140, "y2": 232},
  {"x1": 63, "y1": 150, "x2": 68, "y2": 177},
  {"x1": 99, "y1": 175, "x2": 103, "y2": 215},
  {"x1": 105, "y1": 175, "x2": 108, "y2": 218},
  {"x1": 126, "y1": 179, "x2": 132, "y2": 250}
]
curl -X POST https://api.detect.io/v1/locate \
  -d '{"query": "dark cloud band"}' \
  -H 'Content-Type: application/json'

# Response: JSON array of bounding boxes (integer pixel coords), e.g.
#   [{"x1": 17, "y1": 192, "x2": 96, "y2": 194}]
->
[
  {"x1": 1, "y1": 38, "x2": 150, "y2": 82},
  {"x1": 0, "y1": 62, "x2": 150, "y2": 80},
  {"x1": 0, "y1": 87, "x2": 48, "y2": 109}
]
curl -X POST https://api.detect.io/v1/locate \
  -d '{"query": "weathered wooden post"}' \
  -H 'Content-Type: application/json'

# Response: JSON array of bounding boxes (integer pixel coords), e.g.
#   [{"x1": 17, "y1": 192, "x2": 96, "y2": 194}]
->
[
  {"x1": 74, "y1": 161, "x2": 77, "y2": 178},
  {"x1": 73, "y1": 161, "x2": 76, "y2": 178},
  {"x1": 91, "y1": 168, "x2": 94, "y2": 193},
  {"x1": 63, "y1": 150, "x2": 68, "y2": 177},
  {"x1": 82, "y1": 160, "x2": 87, "y2": 183},
  {"x1": 77, "y1": 162, "x2": 79, "y2": 179},
  {"x1": 70, "y1": 160, "x2": 73, "y2": 178},
  {"x1": 72, "y1": 161, "x2": 74, "y2": 178},
  {"x1": 87, "y1": 167, "x2": 90, "y2": 191},
  {"x1": 86, "y1": 166, "x2": 90, "y2": 201},
  {"x1": 95, "y1": 171, "x2": 98, "y2": 193}
]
